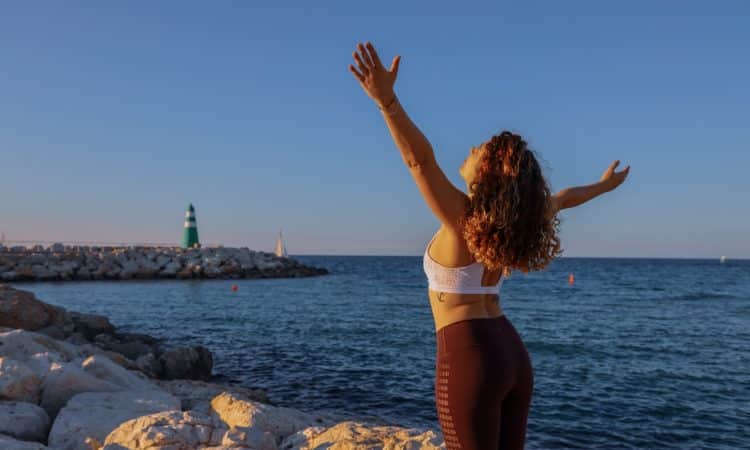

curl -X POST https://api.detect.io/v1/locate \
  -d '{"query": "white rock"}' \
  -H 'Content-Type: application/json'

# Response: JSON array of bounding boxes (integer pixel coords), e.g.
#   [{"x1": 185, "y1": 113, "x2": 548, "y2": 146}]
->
[
  {"x1": 24, "y1": 353, "x2": 66, "y2": 380},
  {"x1": 279, "y1": 421, "x2": 445, "y2": 450},
  {"x1": 0, "y1": 357, "x2": 41, "y2": 403},
  {"x1": 48, "y1": 389, "x2": 180, "y2": 450},
  {"x1": 0, "y1": 401, "x2": 51, "y2": 442},
  {"x1": 40, "y1": 361, "x2": 120, "y2": 419},
  {"x1": 102, "y1": 410, "x2": 228, "y2": 449},
  {"x1": 0, "y1": 329, "x2": 86, "y2": 364},
  {"x1": 220, "y1": 426, "x2": 278, "y2": 449},
  {"x1": 210, "y1": 392, "x2": 333, "y2": 443}
]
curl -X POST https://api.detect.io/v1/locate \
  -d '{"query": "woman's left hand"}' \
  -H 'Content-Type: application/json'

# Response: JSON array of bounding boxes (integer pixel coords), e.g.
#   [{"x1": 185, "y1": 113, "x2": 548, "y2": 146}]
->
[
  {"x1": 600, "y1": 160, "x2": 631, "y2": 192},
  {"x1": 348, "y1": 42, "x2": 401, "y2": 107}
]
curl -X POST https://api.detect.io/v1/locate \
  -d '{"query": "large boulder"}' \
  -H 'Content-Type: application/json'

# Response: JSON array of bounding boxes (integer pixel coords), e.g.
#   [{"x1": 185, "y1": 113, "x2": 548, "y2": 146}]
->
[
  {"x1": 23, "y1": 352, "x2": 67, "y2": 381},
  {"x1": 0, "y1": 434, "x2": 49, "y2": 449},
  {"x1": 159, "y1": 345, "x2": 213, "y2": 381},
  {"x1": 102, "y1": 410, "x2": 230, "y2": 449},
  {"x1": 76, "y1": 343, "x2": 140, "y2": 372},
  {"x1": 0, "y1": 357, "x2": 42, "y2": 403},
  {"x1": 36, "y1": 324, "x2": 67, "y2": 340},
  {"x1": 210, "y1": 392, "x2": 335, "y2": 445},
  {"x1": 0, "y1": 285, "x2": 67, "y2": 330},
  {"x1": 79, "y1": 354, "x2": 156, "y2": 391},
  {"x1": 135, "y1": 353, "x2": 162, "y2": 378},
  {"x1": 70, "y1": 312, "x2": 115, "y2": 340},
  {"x1": 39, "y1": 361, "x2": 121, "y2": 419},
  {"x1": 0, "y1": 401, "x2": 51, "y2": 443},
  {"x1": 0, "y1": 329, "x2": 84, "y2": 364},
  {"x1": 40, "y1": 353, "x2": 172, "y2": 420},
  {"x1": 279, "y1": 421, "x2": 445, "y2": 450},
  {"x1": 155, "y1": 379, "x2": 270, "y2": 411},
  {"x1": 93, "y1": 332, "x2": 157, "y2": 361},
  {"x1": 48, "y1": 389, "x2": 180, "y2": 450}
]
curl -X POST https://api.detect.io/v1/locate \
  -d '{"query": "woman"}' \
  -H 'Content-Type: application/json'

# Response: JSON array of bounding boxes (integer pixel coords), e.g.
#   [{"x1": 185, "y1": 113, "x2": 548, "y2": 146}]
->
[{"x1": 349, "y1": 42, "x2": 630, "y2": 450}]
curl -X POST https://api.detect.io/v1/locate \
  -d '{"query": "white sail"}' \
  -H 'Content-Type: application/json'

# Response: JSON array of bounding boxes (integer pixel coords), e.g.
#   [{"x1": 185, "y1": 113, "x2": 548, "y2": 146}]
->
[
  {"x1": 720, "y1": 256, "x2": 727, "y2": 263},
  {"x1": 275, "y1": 229, "x2": 288, "y2": 258}
]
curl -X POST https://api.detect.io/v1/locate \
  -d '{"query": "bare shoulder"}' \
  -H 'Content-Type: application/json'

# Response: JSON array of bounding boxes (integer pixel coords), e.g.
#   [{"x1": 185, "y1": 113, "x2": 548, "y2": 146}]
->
[
  {"x1": 409, "y1": 157, "x2": 470, "y2": 230},
  {"x1": 550, "y1": 194, "x2": 562, "y2": 215}
]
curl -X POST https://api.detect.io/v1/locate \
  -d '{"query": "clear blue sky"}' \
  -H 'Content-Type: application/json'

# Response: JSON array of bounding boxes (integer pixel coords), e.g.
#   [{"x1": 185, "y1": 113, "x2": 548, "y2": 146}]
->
[{"x1": 1, "y1": 1, "x2": 748, "y2": 257}]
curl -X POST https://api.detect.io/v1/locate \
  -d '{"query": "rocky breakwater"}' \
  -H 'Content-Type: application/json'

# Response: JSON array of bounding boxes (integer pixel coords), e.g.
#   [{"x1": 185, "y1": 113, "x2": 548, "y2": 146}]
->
[
  {"x1": 0, "y1": 285, "x2": 445, "y2": 449},
  {"x1": 0, "y1": 244, "x2": 328, "y2": 282}
]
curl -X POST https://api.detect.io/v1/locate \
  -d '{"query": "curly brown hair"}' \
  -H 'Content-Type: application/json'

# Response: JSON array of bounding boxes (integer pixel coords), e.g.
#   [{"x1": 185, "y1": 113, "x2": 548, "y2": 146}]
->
[{"x1": 458, "y1": 131, "x2": 562, "y2": 277}]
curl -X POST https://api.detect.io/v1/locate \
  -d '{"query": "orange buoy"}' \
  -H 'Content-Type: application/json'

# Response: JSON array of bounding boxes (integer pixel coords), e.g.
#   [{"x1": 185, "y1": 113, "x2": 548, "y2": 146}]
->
[
  {"x1": 231, "y1": 284, "x2": 238, "y2": 292},
  {"x1": 568, "y1": 273, "x2": 575, "y2": 285}
]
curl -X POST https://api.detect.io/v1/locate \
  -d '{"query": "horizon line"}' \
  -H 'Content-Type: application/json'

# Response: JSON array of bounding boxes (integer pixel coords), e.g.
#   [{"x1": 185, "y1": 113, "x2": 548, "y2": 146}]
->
[{"x1": 290, "y1": 254, "x2": 749, "y2": 261}]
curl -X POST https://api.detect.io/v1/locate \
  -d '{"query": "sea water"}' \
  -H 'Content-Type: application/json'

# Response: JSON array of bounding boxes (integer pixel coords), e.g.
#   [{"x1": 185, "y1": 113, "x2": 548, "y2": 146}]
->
[{"x1": 18, "y1": 256, "x2": 750, "y2": 449}]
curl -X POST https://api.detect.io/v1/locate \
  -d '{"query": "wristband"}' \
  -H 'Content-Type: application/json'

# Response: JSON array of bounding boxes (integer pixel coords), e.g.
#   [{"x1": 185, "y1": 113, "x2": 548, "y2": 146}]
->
[{"x1": 378, "y1": 95, "x2": 399, "y2": 116}]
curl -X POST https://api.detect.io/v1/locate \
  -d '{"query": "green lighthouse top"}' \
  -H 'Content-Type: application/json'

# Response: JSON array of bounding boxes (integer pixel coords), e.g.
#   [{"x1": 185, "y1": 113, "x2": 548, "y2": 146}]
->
[{"x1": 182, "y1": 203, "x2": 200, "y2": 249}]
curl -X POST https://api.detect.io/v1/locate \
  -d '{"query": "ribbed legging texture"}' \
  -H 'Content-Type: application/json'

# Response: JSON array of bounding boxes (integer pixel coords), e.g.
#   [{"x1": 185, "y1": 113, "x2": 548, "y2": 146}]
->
[{"x1": 435, "y1": 315, "x2": 533, "y2": 450}]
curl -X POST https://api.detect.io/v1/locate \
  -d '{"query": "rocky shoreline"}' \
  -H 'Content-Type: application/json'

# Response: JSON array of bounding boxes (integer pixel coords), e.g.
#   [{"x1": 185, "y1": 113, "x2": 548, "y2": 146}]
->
[
  {"x1": 0, "y1": 245, "x2": 328, "y2": 282},
  {"x1": 0, "y1": 285, "x2": 444, "y2": 449}
]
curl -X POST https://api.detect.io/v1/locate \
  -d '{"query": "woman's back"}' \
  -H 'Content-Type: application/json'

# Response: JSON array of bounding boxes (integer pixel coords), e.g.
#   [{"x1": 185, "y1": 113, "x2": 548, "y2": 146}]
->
[{"x1": 425, "y1": 225, "x2": 504, "y2": 333}]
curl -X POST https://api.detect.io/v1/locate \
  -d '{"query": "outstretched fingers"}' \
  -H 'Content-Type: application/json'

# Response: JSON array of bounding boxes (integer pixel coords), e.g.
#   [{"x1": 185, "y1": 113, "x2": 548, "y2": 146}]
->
[
  {"x1": 348, "y1": 64, "x2": 364, "y2": 83},
  {"x1": 357, "y1": 42, "x2": 375, "y2": 68},
  {"x1": 614, "y1": 160, "x2": 630, "y2": 175},
  {"x1": 365, "y1": 42, "x2": 384, "y2": 69},
  {"x1": 389, "y1": 55, "x2": 401, "y2": 75},
  {"x1": 353, "y1": 51, "x2": 370, "y2": 76}
]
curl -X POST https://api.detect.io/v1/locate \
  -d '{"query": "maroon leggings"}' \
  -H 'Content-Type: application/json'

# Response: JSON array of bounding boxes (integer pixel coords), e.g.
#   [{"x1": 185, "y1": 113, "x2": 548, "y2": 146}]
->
[{"x1": 435, "y1": 315, "x2": 533, "y2": 450}]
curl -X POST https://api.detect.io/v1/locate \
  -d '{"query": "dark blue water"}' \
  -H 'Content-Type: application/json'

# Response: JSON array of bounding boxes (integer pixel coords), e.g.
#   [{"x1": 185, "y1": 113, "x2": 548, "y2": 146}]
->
[{"x1": 15, "y1": 257, "x2": 750, "y2": 449}]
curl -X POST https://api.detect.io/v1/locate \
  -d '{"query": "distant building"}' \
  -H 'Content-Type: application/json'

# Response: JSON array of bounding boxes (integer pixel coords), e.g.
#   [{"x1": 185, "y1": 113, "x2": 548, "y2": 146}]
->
[{"x1": 182, "y1": 204, "x2": 200, "y2": 249}]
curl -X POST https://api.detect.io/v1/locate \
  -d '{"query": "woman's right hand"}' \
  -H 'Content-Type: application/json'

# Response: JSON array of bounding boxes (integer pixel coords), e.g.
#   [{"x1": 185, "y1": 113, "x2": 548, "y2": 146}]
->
[{"x1": 348, "y1": 41, "x2": 401, "y2": 107}]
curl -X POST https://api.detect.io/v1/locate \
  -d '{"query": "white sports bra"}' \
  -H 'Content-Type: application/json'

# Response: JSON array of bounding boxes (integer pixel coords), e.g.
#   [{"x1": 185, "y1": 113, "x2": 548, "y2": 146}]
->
[{"x1": 423, "y1": 233, "x2": 503, "y2": 295}]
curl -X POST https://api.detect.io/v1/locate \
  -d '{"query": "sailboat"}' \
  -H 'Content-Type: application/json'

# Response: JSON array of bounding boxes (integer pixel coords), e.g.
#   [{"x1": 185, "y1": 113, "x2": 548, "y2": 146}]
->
[
  {"x1": 275, "y1": 229, "x2": 288, "y2": 258},
  {"x1": 720, "y1": 256, "x2": 727, "y2": 264}
]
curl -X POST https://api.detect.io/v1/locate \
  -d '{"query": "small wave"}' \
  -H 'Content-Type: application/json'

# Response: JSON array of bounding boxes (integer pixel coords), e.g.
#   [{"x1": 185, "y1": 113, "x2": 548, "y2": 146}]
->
[{"x1": 661, "y1": 291, "x2": 741, "y2": 301}]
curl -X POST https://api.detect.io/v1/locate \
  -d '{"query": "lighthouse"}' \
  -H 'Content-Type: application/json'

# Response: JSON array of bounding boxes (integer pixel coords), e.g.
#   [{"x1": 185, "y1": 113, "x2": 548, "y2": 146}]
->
[{"x1": 182, "y1": 204, "x2": 200, "y2": 249}]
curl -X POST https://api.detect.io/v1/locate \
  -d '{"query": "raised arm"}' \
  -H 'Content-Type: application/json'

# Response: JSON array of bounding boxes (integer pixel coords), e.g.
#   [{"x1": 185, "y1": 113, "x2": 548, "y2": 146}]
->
[
  {"x1": 349, "y1": 42, "x2": 467, "y2": 229},
  {"x1": 552, "y1": 160, "x2": 631, "y2": 212}
]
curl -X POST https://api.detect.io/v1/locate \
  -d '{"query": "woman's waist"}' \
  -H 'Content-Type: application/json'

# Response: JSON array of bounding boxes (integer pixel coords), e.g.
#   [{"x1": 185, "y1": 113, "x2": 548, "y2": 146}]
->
[
  {"x1": 426, "y1": 281, "x2": 500, "y2": 295},
  {"x1": 429, "y1": 289, "x2": 503, "y2": 332},
  {"x1": 428, "y1": 289, "x2": 500, "y2": 306}
]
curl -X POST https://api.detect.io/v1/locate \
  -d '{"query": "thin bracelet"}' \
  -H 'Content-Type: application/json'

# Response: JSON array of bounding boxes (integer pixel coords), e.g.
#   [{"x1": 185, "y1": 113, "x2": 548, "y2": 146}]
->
[{"x1": 378, "y1": 95, "x2": 400, "y2": 116}]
